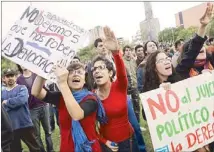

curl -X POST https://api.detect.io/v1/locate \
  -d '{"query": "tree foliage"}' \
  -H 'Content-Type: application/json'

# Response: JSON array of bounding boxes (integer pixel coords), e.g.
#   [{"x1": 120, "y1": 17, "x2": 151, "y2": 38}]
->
[
  {"x1": 206, "y1": 19, "x2": 214, "y2": 37},
  {"x1": 77, "y1": 44, "x2": 96, "y2": 63},
  {"x1": 77, "y1": 39, "x2": 132, "y2": 63},
  {"x1": 1, "y1": 57, "x2": 17, "y2": 72},
  {"x1": 158, "y1": 26, "x2": 198, "y2": 43},
  {"x1": 177, "y1": 26, "x2": 198, "y2": 40}
]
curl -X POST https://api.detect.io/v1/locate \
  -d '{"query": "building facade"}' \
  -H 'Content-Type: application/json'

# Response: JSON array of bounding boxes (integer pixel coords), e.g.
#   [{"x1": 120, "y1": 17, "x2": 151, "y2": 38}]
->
[
  {"x1": 139, "y1": 2, "x2": 160, "y2": 42},
  {"x1": 88, "y1": 26, "x2": 105, "y2": 44},
  {"x1": 175, "y1": 2, "x2": 214, "y2": 28}
]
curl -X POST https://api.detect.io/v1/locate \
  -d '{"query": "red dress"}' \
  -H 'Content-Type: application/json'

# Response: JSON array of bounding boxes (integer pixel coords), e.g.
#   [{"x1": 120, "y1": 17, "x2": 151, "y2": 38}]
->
[{"x1": 98, "y1": 52, "x2": 134, "y2": 143}]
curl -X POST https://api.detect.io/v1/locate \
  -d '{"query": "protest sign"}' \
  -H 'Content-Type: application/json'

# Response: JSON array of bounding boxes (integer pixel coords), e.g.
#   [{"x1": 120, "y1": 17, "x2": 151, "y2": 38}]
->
[
  {"x1": 1, "y1": 5, "x2": 88, "y2": 81},
  {"x1": 140, "y1": 71, "x2": 214, "y2": 152}
]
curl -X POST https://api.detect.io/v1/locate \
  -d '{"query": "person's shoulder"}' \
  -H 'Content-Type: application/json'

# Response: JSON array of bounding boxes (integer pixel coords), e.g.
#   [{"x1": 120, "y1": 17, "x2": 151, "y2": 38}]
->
[
  {"x1": 138, "y1": 61, "x2": 146, "y2": 69},
  {"x1": 16, "y1": 84, "x2": 27, "y2": 90},
  {"x1": 16, "y1": 74, "x2": 23, "y2": 81}
]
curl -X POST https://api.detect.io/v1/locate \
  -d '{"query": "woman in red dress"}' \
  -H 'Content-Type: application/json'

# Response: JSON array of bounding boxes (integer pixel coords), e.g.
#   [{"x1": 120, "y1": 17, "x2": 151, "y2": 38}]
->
[{"x1": 91, "y1": 27, "x2": 140, "y2": 152}]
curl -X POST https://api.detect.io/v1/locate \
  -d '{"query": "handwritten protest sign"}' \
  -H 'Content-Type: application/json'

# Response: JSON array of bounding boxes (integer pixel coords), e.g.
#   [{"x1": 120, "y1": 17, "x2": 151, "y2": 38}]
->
[
  {"x1": 140, "y1": 71, "x2": 214, "y2": 152},
  {"x1": 2, "y1": 6, "x2": 88, "y2": 81}
]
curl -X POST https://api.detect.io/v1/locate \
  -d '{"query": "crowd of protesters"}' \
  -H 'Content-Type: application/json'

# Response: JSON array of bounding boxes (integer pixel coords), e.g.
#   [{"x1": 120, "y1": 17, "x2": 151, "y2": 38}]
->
[{"x1": 1, "y1": 2, "x2": 214, "y2": 152}]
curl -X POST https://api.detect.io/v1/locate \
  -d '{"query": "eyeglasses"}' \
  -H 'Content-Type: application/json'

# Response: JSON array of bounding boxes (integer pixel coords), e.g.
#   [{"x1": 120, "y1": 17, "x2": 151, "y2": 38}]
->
[
  {"x1": 91, "y1": 65, "x2": 106, "y2": 73},
  {"x1": 69, "y1": 69, "x2": 85, "y2": 75},
  {"x1": 156, "y1": 57, "x2": 172, "y2": 64}
]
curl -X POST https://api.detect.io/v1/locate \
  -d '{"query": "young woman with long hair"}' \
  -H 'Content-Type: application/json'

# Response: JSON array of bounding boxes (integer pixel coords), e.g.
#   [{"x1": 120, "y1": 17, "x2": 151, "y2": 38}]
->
[
  {"x1": 175, "y1": 3, "x2": 214, "y2": 152},
  {"x1": 137, "y1": 40, "x2": 158, "y2": 93},
  {"x1": 142, "y1": 3, "x2": 214, "y2": 151}
]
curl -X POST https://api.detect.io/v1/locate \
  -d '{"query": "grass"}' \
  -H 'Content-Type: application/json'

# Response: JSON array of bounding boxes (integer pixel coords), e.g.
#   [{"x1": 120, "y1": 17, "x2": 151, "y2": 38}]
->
[
  {"x1": 140, "y1": 118, "x2": 154, "y2": 152},
  {"x1": 22, "y1": 115, "x2": 154, "y2": 152},
  {"x1": 22, "y1": 126, "x2": 60, "y2": 152}
]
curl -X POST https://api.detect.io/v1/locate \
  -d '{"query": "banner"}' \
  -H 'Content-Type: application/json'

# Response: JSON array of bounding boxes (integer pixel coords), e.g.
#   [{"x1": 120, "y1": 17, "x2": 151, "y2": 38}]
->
[
  {"x1": 1, "y1": 6, "x2": 88, "y2": 81},
  {"x1": 140, "y1": 71, "x2": 214, "y2": 152}
]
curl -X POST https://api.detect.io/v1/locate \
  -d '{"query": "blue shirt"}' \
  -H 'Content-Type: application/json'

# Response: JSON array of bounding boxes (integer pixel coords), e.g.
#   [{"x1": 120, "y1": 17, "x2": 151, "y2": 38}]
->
[{"x1": 1, "y1": 85, "x2": 33, "y2": 130}]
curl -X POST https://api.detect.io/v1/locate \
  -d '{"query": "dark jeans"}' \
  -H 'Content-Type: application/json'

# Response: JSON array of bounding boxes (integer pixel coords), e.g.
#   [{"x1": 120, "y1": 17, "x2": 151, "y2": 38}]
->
[
  {"x1": 131, "y1": 88, "x2": 140, "y2": 122},
  {"x1": 118, "y1": 135, "x2": 140, "y2": 152},
  {"x1": 49, "y1": 105, "x2": 59, "y2": 131},
  {"x1": 101, "y1": 135, "x2": 139, "y2": 152},
  {"x1": 30, "y1": 105, "x2": 54, "y2": 152},
  {"x1": 10, "y1": 127, "x2": 40, "y2": 152},
  {"x1": 128, "y1": 98, "x2": 146, "y2": 152}
]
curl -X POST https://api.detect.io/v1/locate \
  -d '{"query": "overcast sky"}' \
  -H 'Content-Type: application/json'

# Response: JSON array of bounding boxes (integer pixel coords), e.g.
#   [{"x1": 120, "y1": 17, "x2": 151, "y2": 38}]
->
[{"x1": 2, "y1": 1, "x2": 204, "y2": 41}]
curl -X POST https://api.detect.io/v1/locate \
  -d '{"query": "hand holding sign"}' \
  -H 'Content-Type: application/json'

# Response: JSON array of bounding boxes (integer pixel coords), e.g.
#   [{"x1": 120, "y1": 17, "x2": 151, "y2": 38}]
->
[{"x1": 159, "y1": 82, "x2": 171, "y2": 90}]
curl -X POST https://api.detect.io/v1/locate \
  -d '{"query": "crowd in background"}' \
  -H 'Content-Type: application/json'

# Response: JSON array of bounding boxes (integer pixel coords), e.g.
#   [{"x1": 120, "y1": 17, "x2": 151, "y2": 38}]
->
[{"x1": 1, "y1": 3, "x2": 214, "y2": 152}]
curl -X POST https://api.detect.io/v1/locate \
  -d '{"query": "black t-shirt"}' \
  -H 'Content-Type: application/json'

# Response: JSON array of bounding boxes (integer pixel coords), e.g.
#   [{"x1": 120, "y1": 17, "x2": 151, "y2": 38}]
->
[{"x1": 43, "y1": 91, "x2": 98, "y2": 117}]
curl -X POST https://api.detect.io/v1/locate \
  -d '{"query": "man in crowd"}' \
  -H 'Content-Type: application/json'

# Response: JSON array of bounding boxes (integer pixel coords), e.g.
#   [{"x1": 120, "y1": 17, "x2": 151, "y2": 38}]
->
[
  {"x1": 172, "y1": 39, "x2": 184, "y2": 68},
  {"x1": 135, "y1": 45, "x2": 145, "y2": 67},
  {"x1": 16, "y1": 66, "x2": 54, "y2": 152},
  {"x1": 123, "y1": 45, "x2": 141, "y2": 122},
  {"x1": 1, "y1": 69, "x2": 40, "y2": 152},
  {"x1": 70, "y1": 56, "x2": 81, "y2": 64}
]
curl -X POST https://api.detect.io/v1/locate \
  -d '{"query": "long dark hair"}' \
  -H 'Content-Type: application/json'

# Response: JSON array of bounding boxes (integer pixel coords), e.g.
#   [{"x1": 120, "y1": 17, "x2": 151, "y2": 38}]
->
[
  {"x1": 143, "y1": 51, "x2": 181, "y2": 92},
  {"x1": 16, "y1": 64, "x2": 23, "y2": 74}
]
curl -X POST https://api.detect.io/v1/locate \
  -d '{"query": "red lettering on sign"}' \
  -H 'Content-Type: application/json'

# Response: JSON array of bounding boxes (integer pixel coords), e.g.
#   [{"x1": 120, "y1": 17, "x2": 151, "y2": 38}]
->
[
  {"x1": 186, "y1": 133, "x2": 196, "y2": 148},
  {"x1": 185, "y1": 123, "x2": 214, "y2": 149},
  {"x1": 165, "y1": 90, "x2": 180, "y2": 113},
  {"x1": 147, "y1": 94, "x2": 166, "y2": 120},
  {"x1": 147, "y1": 90, "x2": 180, "y2": 120}
]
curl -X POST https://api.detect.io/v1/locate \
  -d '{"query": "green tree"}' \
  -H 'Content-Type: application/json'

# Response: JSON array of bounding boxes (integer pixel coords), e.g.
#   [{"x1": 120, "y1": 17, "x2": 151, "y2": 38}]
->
[
  {"x1": 177, "y1": 26, "x2": 198, "y2": 40},
  {"x1": 206, "y1": 19, "x2": 214, "y2": 37},
  {"x1": 158, "y1": 26, "x2": 198, "y2": 43},
  {"x1": 1, "y1": 57, "x2": 17, "y2": 71},
  {"x1": 158, "y1": 27, "x2": 177, "y2": 43},
  {"x1": 173, "y1": 27, "x2": 183, "y2": 41},
  {"x1": 77, "y1": 44, "x2": 96, "y2": 62}
]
